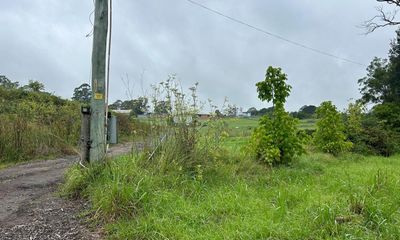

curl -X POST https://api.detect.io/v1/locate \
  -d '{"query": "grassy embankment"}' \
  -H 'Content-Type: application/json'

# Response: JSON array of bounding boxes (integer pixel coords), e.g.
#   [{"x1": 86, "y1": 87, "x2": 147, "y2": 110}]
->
[{"x1": 62, "y1": 117, "x2": 400, "y2": 239}]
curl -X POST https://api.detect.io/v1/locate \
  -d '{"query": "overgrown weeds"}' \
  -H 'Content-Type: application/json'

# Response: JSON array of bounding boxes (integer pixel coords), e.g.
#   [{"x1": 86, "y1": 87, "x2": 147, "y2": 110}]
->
[
  {"x1": 123, "y1": 76, "x2": 230, "y2": 177},
  {"x1": 0, "y1": 86, "x2": 80, "y2": 163},
  {"x1": 62, "y1": 150, "x2": 400, "y2": 239}
]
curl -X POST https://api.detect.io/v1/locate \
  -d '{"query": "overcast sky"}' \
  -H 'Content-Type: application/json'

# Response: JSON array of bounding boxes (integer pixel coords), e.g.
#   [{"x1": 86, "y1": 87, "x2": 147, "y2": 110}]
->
[{"x1": 0, "y1": 0, "x2": 398, "y2": 111}]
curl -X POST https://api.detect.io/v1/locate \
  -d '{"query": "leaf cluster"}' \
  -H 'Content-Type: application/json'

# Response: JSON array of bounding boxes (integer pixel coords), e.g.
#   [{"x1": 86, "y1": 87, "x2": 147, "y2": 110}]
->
[
  {"x1": 256, "y1": 66, "x2": 292, "y2": 108},
  {"x1": 251, "y1": 106, "x2": 306, "y2": 165},
  {"x1": 314, "y1": 101, "x2": 352, "y2": 155},
  {"x1": 250, "y1": 66, "x2": 305, "y2": 165},
  {"x1": 359, "y1": 30, "x2": 400, "y2": 105}
]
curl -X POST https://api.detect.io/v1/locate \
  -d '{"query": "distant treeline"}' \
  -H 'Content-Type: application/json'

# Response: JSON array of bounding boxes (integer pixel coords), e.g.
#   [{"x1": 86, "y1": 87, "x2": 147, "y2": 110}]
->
[{"x1": 246, "y1": 105, "x2": 317, "y2": 119}]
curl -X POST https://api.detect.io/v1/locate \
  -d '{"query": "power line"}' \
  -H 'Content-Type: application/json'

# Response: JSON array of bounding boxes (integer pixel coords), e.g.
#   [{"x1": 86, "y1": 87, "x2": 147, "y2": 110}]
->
[{"x1": 185, "y1": 0, "x2": 367, "y2": 67}]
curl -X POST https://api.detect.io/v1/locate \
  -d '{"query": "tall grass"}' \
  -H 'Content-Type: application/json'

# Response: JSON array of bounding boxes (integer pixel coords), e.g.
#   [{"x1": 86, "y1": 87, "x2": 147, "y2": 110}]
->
[
  {"x1": 0, "y1": 87, "x2": 81, "y2": 164},
  {"x1": 62, "y1": 151, "x2": 400, "y2": 239}
]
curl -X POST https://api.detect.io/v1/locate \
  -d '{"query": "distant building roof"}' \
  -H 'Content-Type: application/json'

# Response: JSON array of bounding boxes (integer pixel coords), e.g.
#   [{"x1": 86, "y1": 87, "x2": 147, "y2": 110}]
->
[{"x1": 112, "y1": 110, "x2": 131, "y2": 114}]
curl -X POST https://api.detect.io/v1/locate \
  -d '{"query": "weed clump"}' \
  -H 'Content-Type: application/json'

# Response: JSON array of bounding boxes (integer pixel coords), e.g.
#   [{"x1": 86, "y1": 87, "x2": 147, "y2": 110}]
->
[{"x1": 138, "y1": 76, "x2": 228, "y2": 177}]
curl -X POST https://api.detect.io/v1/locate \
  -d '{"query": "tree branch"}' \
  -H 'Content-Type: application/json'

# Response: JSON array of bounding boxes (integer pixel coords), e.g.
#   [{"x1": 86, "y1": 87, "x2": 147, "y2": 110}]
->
[
  {"x1": 377, "y1": 0, "x2": 400, "y2": 7},
  {"x1": 363, "y1": 2, "x2": 400, "y2": 34}
]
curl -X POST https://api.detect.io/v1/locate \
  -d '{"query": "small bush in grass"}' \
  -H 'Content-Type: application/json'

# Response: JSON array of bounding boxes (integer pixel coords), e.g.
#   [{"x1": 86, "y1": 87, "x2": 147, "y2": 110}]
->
[
  {"x1": 314, "y1": 101, "x2": 352, "y2": 155},
  {"x1": 249, "y1": 66, "x2": 305, "y2": 165}
]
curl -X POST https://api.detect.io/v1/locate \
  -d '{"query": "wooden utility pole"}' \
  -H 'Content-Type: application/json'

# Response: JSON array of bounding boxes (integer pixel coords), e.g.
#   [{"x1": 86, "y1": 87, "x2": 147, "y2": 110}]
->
[{"x1": 90, "y1": 0, "x2": 109, "y2": 162}]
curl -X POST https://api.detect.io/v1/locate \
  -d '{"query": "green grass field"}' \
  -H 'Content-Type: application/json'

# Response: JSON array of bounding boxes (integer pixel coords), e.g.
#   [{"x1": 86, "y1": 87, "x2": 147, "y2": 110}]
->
[
  {"x1": 223, "y1": 117, "x2": 316, "y2": 137},
  {"x1": 62, "y1": 117, "x2": 400, "y2": 239},
  {"x1": 221, "y1": 117, "x2": 316, "y2": 150}
]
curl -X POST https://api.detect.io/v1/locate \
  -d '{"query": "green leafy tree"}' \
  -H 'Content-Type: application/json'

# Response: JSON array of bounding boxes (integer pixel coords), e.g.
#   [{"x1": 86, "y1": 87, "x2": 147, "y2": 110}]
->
[
  {"x1": 120, "y1": 100, "x2": 134, "y2": 110},
  {"x1": 109, "y1": 100, "x2": 123, "y2": 110},
  {"x1": 0, "y1": 75, "x2": 19, "y2": 89},
  {"x1": 358, "y1": 30, "x2": 400, "y2": 132},
  {"x1": 111, "y1": 98, "x2": 149, "y2": 115},
  {"x1": 23, "y1": 80, "x2": 45, "y2": 92},
  {"x1": 371, "y1": 102, "x2": 400, "y2": 131},
  {"x1": 246, "y1": 107, "x2": 258, "y2": 116},
  {"x1": 258, "y1": 107, "x2": 274, "y2": 116},
  {"x1": 300, "y1": 105, "x2": 317, "y2": 115},
  {"x1": 215, "y1": 109, "x2": 223, "y2": 117},
  {"x1": 72, "y1": 83, "x2": 91, "y2": 103},
  {"x1": 314, "y1": 101, "x2": 352, "y2": 155},
  {"x1": 131, "y1": 97, "x2": 149, "y2": 116},
  {"x1": 359, "y1": 30, "x2": 400, "y2": 104},
  {"x1": 293, "y1": 105, "x2": 317, "y2": 119},
  {"x1": 358, "y1": 57, "x2": 391, "y2": 104},
  {"x1": 256, "y1": 67, "x2": 291, "y2": 106},
  {"x1": 250, "y1": 66, "x2": 305, "y2": 165}
]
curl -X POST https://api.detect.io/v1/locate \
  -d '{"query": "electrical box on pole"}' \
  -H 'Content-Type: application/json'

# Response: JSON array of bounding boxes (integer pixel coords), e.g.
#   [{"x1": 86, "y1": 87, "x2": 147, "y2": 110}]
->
[
  {"x1": 107, "y1": 113, "x2": 118, "y2": 144},
  {"x1": 80, "y1": 106, "x2": 91, "y2": 162},
  {"x1": 89, "y1": 0, "x2": 109, "y2": 162}
]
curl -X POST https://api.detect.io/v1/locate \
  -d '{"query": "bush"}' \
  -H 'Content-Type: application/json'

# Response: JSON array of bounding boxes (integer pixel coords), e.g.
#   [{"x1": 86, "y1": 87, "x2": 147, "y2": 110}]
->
[
  {"x1": 314, "y1": 101, "x2": 352, "y2": 155},
  {"x1": 372, "y1": 103, "x2": 400, "y2": 132},
  {"x1": 250, "y1": 66, "x2": 305, "y2": 165},
  {"x1": 250, "y1": 108, "x2": 306, "y2": 165},
  {"x1": 359, "y1": 114, "x2": 400, "y2": 156},
  {"x1": 344, "y1": 102, "x2": 400, "y2": 156},
  {"x1": 0, "y1": 83, "x2": 80, "y2": 163}
]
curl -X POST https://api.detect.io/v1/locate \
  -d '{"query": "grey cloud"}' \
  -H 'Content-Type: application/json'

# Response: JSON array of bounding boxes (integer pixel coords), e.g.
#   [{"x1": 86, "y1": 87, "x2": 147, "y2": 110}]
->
[{"x1": 0, "y1": 0, "x2": 397, "y2": 111}]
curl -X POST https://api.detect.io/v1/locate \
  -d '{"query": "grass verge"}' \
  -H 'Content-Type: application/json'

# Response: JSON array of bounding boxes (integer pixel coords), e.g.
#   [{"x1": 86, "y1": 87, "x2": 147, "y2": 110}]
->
[{"x1": 62, "y1": 151, "x2": 400, "y2": 239}]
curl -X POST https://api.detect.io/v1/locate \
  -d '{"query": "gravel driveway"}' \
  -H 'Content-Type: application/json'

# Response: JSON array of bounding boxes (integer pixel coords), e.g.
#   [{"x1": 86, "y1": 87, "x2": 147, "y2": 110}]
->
[{"x1": 0, "y1": 143, "x2": 132, "y2": 240}]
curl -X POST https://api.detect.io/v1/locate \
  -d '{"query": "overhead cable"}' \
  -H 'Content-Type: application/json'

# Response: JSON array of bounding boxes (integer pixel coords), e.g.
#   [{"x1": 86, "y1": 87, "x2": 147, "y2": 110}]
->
[{"x1": 185, "y1": 0, "x2": 367, "y2": 67}]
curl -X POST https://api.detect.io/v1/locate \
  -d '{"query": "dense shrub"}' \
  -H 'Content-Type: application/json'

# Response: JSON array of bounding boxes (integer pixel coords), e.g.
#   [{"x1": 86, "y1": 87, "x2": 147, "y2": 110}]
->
[
  {"x1": 0, "y1": 81, "x2": 80, "y2": 163},
  {"x1": 355, "y1": 29, "x2": 400, "y2": 156},
  {"x1": 344, "y1": 102, "x2": 400, "y2": 156},
  {"x1": 314, "y1": 101, "x2": 352, "y2": 155},
  {"x1": 359, "y1": 114, "x2": 400, "y2": 156},
  {"x1": 250, "y1": 109, "x2": 306, "y2": 165},
  {"x1": 372, "y1": 103, "x2": 400, "y2": 132}
]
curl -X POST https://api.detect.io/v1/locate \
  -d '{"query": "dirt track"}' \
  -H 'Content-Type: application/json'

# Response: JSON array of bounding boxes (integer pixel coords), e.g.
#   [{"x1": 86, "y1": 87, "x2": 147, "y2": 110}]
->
[{"x1": 0, "y1": 143, "x2": 132, "y2": 240}]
